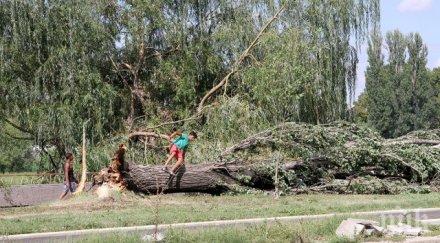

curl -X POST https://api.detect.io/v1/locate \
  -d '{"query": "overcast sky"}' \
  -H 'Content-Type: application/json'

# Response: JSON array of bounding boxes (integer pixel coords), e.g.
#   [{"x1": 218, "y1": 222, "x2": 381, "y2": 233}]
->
[{"x1": 355, "y1": 0, "x2": 440, "y2": 100}]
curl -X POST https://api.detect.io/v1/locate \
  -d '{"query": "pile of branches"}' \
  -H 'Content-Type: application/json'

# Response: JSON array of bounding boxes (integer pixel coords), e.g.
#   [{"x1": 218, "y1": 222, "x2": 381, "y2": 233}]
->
[{"x1": 220, "y1": 122, "x2": 440, "y2": 194}]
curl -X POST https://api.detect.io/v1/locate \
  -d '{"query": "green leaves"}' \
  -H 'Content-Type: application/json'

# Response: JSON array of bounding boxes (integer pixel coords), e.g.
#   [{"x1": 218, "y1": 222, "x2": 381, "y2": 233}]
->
[
  {"x1": 366, "y1": 30, "x2": 438, "y2": 138},
  {"x1": 0, "y1": 0, "x2": 383, "y2": 172},
  {"x1": 0, "y1": 1, "x2": 120, "y2": 169}
]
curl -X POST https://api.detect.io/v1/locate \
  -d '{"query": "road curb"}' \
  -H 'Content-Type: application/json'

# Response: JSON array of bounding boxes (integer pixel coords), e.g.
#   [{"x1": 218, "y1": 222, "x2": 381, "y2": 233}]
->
[{"x1": 2, "y1": 208, "x2": 440, "y2": 242}]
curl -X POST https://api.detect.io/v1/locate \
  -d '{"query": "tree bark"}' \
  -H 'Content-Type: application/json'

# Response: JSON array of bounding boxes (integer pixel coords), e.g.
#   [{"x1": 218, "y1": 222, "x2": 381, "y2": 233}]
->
[
  {"x1": 74, "y1": 121, "x2": 88, "y2": 194},
  {"x1": 121, "y1": 161, "x2": 281, "y2": 195}
]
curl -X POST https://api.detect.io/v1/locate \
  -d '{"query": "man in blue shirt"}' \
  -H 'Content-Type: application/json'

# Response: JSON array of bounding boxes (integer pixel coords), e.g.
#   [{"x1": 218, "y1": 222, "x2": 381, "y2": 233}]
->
[{"x1": 163, "y1": 130, "x2": 198, "y2": 175}]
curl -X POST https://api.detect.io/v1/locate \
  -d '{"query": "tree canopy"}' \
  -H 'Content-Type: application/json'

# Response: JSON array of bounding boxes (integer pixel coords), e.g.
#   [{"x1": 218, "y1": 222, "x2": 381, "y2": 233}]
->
[
  {"x1": 9, "y1": 0, "x2": 440, "y2": 174},
  {"x1": 365, "y1": 29, "x2": 439, "y2": 138}
]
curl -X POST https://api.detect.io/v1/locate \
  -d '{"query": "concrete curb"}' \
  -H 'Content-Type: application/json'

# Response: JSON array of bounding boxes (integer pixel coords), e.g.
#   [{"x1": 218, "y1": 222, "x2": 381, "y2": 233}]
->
[
  {"x1": 369, "y1": 236, "x2": 440, "y2": 243},
  {"x1": 2, "y1": 208, "x2": 440, "y2": 242}
]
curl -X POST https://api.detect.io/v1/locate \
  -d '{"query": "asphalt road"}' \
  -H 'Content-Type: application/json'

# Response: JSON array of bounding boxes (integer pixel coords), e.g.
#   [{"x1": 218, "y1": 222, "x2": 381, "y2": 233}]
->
[
  {"x1": 0, "y1": 184, "x2": 65, "y2": 207},
  {"x1": 0, "y1": 183, "x2": 91, "y2": 207}
]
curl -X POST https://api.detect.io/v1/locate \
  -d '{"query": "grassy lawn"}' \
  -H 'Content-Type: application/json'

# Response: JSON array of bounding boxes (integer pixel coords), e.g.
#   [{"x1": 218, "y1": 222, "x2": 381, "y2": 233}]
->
[
  {"x1": 77, "y1": 218, "x2": 352, "y2": 243},
  {"x1": 1, "y1": 192, "x2": 440, "y2": 236},
  {"x1": 74, "y1": 219, "x2": 440, "y2": 243},
  {"x1": 0, "y1": 172, "x2": 64, "y2": 186},
  {"x1": 0, "y1": 172, "x2": 93, "y2": 186}
]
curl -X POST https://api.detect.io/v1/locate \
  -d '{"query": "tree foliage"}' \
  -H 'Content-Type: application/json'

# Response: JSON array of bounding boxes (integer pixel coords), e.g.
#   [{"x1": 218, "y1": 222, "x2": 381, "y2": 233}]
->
[
  {"x1": 220, "y1": 122, "x2": 440, "y2": 194},
  {"x1": 0, "y1": 0, "x2": 384, "y2": 172},
  {"x1": 365, "y1": 29, "x2": 439, "y2": 138}
]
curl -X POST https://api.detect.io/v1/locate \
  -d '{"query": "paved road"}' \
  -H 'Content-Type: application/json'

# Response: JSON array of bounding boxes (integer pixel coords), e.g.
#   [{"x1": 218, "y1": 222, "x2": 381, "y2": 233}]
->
[
  {"x1": 2, "y1": 208, "x2": 440, "y2": 243},
  {"x1": 0, "y1": 183, "x2": 91, "y2": 207},
  {"x1": 0, "y1": 184, "x2": 65, "y2": 207}
]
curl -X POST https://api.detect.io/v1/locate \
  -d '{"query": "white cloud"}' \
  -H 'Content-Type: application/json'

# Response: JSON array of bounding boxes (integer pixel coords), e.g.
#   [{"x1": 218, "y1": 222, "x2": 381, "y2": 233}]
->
[{"x1": 398, "y1": 0, "x2": 432, "y2": 12}]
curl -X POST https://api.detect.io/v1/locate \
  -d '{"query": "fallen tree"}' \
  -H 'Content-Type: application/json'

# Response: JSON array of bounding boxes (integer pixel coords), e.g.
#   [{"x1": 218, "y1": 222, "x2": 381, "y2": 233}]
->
[
  {"x1": 95, "y1": 122, "x2": 440, "y2": 195},
  {"x1": 122, "y1": 161, "x2": 273, "y2": 194}
]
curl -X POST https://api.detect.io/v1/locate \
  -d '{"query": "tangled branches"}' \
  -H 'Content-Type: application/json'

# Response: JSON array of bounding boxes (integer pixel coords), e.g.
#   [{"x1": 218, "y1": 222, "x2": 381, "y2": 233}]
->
[{"x1": 221, "y1": 122, "x2": 440, "y2": 194}]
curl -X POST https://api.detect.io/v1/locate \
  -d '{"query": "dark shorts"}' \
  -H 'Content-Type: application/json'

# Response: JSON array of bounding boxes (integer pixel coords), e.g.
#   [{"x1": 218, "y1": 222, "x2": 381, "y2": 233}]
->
[{"x1": 63, "y1": 182, "x2": 77, "y2": 193}]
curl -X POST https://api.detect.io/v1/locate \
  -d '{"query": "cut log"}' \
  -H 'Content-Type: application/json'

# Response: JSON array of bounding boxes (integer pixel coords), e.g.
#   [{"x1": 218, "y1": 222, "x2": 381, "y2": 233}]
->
[{"x1": 93, "y1": 139, "x2": 316, "y2": 194}]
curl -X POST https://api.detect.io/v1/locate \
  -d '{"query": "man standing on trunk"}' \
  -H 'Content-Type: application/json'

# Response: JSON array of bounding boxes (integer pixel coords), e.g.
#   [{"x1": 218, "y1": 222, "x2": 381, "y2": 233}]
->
[
  {"x1": 59, "y1": 153, "x2": 78, "y2": 200},
  {"x1": 163, "y1": 130, "x2": 197, "y2": 176}
]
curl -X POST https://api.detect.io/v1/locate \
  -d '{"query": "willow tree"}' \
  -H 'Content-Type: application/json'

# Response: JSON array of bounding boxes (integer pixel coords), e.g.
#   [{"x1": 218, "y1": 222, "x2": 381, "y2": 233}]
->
[
  {"x1": 114, "y1": 0, "x2": 271, "y2": 125},
  {"x1": 110, "y1": 0, "x2": 382, "y2": 128},
  {"x1": 0, "y1": 0, "x2": 121, "y2": 169},
  {"x1": 1, "y1": 0, "x2": 382, "y2": 171},
  {"x1": 238, "y1": 0, "x2": 380, "y2": 124}
]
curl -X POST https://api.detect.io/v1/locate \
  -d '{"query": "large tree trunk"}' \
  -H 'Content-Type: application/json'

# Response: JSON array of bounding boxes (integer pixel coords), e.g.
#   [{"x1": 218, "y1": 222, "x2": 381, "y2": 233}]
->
[{"x1": 122, "y1": 161, "x2": 276, "y2": 195}]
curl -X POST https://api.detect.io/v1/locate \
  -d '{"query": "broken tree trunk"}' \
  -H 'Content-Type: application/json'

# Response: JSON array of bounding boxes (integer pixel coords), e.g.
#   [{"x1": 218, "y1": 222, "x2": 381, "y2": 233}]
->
[
  {"x1": 96, "y1": 153, "x2": 302, "y2": 195},
  {"x1": 74, "y1": 121, "x2": 88, "y2": 194},
  {"x1": 122, "y1": 161, "x2": 282, "y2": 194}
]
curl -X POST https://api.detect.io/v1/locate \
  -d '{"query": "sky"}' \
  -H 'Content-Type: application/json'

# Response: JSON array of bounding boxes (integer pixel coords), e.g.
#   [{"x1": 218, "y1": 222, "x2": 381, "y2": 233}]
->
[{"x1": 355, "y1": 0, "x2": 440, "y2": 100}]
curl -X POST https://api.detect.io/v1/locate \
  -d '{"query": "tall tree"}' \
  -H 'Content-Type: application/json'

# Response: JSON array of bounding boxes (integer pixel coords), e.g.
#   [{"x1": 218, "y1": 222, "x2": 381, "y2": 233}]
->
[
  {"x1": 365, "y1": 30, "x2": 436, "y2": 137},
  {"x1": 0, "y1": 0, "x2": 381, "y2": 171},
  {"x1": 421, "y1": 67, "x2": 440, "y2": 128},
  {"x1": 407, "y1": 33, "x2": 429, "y2": 129},
  {"x1": 241, "y1": 0, "x2": 380, "y2": 124},
  {"x1": 365, "y1": 27, "x2": 394, "y2": 136},
  {"x1": 0, "y1": 0, "x2": 120, "y2": 169}
]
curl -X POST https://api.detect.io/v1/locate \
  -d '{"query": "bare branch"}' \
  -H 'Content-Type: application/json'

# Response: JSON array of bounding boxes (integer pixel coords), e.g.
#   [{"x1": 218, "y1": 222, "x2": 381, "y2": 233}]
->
[
  {"x1": 2, "y1": 118, "x2": 34, "y2": 135},
  {"x1": 197, "y1": 5, "x2": 286, "y2": 113},
  {"x1": 122, "y1": 62, "x2": 134, "y2": 71},
  {"x1": 128, "y1": 131, "x2": 170, "y2": 141},
  {"x1": 4, "y1": 131, "x2": 33, "y2": 140}
]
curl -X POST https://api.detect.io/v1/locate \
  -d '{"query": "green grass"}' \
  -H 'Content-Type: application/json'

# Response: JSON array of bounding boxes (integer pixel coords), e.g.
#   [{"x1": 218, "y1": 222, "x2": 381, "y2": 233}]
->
[
  {"x1": 2, "y1": 192, "x2": 440, "y2": 236},
  {"x1": 74, "y1": 216, "x2": 439, "y2": 243},
  {"x1": 0, "y1": 172, "x2": 64, "y2": 186},
  {"x1": 164, "y1": 219, "x2": 353, "y2": 243},
  {"x1": 75, "y1": 218, "x2": 440, "y2": 243},
  {"x1": 76, "y1": 218, "x2": 352, "y2": 243}
]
